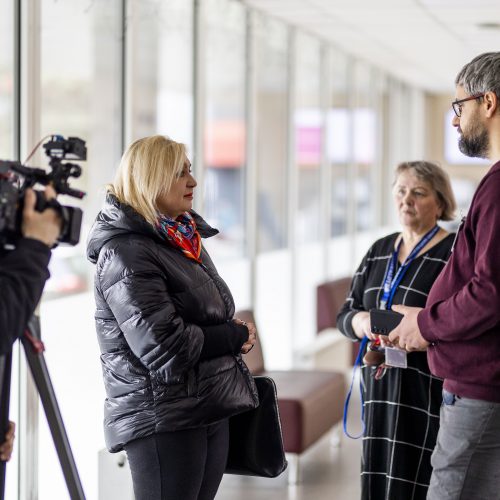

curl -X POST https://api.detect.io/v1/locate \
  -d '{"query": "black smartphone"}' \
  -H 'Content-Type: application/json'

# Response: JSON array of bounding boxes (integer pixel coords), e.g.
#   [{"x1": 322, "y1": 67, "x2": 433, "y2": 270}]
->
[{"x1": 370, "y1": 309, "x2": 404, "y2": 335}]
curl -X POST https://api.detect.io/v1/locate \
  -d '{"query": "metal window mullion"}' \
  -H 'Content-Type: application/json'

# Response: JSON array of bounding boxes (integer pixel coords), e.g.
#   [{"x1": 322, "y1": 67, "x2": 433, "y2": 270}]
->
[
  {"x1": 387, "y1": 78, "x2": 403, "y2": 226},
  {"x1": 320, "y1": 44, "x2": 331, "y2": 280},
  {"x1": 378, "y1": 72, "x2": 391, "y2": 227},
  {"x1": 346, "y1": 59, "x2": 357, "y2": 270},
  {"x1": 13, "y1": 0, "x2": 21, "y2": 159},
  {"x1": 246, "y1": 10, "x2": 258, "y2": 308},
  {"x1": 13, "y1": 4, "x2": 21, "y2": 496},
  {"x1": 193, "y1": 0, "x2": 206, "y2": 215},
  {"x1": 287, "y1": 29, "x2": 298, "y2": 354},
  {"x1": 120, "y1": 0, "x2": 128, "y2": 152},
  {"x1": 20, "y1": 0, "x2": 41, "y2": 161},
  {"x1": 410, "y1": 87, "x2": 426, "y2": 159},
  {"x1": 372, "y1": 67, "x2": 384, "y2": 229},
  {"x1": 386, "y1": 78, "x2": 397, "y2": 225},
  {"x1": 18, "y1": 1, "x2": 41, "y2": 499}
]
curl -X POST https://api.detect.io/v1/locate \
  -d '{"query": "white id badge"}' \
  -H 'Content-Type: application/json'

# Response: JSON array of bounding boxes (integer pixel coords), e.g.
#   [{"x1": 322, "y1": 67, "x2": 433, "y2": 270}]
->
[{"x1": 385, "y1": 347, "x2": 407, "y2": 368}]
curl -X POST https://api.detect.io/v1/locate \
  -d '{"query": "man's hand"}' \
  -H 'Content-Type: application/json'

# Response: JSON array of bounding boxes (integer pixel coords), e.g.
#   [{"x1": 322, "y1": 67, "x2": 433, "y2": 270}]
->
[
  {"x1": 0, "y1": 421, "x2": 15, "y2": 462},
  {"x1": 388, "y1": 305, "x2": 429, "y2": 351},
  {"x1": 21, "y1": 187, "x2": 61, "y2": 247}
]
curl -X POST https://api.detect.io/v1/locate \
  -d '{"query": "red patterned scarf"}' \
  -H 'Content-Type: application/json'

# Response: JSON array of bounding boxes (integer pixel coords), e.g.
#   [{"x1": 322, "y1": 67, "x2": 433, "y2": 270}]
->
[{"x1": 155, "y1": 212, "x2": 202, "y2": 263}]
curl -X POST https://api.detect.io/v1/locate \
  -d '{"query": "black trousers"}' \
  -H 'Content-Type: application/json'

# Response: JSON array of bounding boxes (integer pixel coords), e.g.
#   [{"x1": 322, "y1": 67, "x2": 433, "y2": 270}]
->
[{"x1": 124, "y1": 420, "x2": 229, "y2": 500}]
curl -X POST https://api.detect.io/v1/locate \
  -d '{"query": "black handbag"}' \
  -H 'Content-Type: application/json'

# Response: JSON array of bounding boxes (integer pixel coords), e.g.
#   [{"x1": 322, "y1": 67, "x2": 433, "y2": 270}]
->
[{"x1": 225, "y1": 375, "x2": 288, "y2": 478}]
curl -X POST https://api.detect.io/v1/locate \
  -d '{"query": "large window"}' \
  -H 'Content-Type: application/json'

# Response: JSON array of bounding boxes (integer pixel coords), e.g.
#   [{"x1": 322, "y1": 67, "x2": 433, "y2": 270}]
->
[
  {"x1": 328, "y1": 50, "x2": 351, "y2": 238},
  {"x1": 253, "y1": 14, "x2": 292, "y2": 368},
  {"x1": 0, "y1": 0, "x2": 14, "y2": 158},
  {"x1": 353, "y1": 62, "x2": 377, "y2": 232},
  {"x1": 255, "y1": 15, "x2": 288, "y2": 253},
  {"x1": 38, "y1": 2, "x2": 123, "y2": 499},
  {"x1": 294, "y1": 33, "x2": 322, "y2": 244},
  {"x1": 127, "y1": 0, "x2": 193, "y2": 149},
  {"x1": 203, "y1": 0, "x2": 247, "y2": 259},
  {"x1": 293, "y1": 32, "x2": 324, "y2": 349}
]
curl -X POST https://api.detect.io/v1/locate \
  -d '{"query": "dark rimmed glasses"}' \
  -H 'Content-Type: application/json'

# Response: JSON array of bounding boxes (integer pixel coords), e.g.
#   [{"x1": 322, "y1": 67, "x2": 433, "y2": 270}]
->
[{"x1": 452, "y1": 94, "x2": 484, "y2": 117}]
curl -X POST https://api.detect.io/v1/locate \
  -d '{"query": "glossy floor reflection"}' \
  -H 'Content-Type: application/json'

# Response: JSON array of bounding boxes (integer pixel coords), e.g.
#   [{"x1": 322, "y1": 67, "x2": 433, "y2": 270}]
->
[{"x1": 217, "y1": 425, "x2": 362, "y2": 500}]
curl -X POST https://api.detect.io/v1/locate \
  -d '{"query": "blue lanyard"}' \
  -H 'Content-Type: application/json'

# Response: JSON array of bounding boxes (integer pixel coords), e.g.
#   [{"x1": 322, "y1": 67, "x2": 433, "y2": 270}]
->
[
  {"x1": 343, "y1": 225, "x2": 439, "y2": 439},
  {"x1": 380, "y1": 225, "x2": 439, "y2": 309},
  {"x1": 343, "y1": 336, "x2": 368, "y2": 439}
]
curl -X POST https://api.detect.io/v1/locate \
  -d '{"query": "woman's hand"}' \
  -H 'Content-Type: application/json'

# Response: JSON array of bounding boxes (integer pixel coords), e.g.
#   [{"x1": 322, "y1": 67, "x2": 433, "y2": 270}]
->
[
  {"x1": 233, "y1": 319, "x2": 256, "y2": 354},
  {"x1": 351, "y1": 311, "x2": 377, "y2": 340},
  {"x1": 0, "y1": 421, "x2": 15, "y2": 462}
]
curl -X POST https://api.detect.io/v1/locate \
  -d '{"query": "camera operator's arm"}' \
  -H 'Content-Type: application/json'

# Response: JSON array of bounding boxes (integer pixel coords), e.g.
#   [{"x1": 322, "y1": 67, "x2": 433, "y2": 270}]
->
[{"x1": 0, "y1": 188, "x2": 61, "y2": 353}]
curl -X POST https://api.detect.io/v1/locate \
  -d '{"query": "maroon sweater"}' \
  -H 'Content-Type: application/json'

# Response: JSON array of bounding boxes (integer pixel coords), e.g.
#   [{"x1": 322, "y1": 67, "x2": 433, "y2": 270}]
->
[{"x1": 418, "y1": 161, "x2": 500, "y2": 403}]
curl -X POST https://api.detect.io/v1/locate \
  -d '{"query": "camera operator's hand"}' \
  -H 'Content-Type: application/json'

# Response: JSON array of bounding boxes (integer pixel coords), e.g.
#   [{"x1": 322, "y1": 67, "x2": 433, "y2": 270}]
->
[
  {"x1": 0, "y1": 421, "x2": 15, "y2": 462},
  {"x1": 22, "y1": 187, "x2": 62, "y2": 247}
]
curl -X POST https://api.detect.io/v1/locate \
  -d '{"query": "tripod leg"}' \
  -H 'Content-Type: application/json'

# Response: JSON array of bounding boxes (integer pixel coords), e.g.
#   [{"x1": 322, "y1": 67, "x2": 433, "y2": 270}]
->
[
  {"x1": 22, "y1": 317, "x2": 86, "y2": 500},
  {"x1": 0, "y1": 353, "x2": 12, "y2": 500}
]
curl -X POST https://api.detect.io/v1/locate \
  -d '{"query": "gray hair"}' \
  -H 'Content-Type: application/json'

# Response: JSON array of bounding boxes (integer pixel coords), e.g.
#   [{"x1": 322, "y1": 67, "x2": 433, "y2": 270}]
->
[
  {"x1": 455, "y1": 52, "x2": 500, "y2": 98},
  {"x1": 394, "y1": 161, "x2": 457, "y2": 221}
]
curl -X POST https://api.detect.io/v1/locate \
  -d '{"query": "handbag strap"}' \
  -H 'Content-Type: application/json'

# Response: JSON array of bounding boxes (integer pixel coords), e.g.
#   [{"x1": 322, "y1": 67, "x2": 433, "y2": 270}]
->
[{"x1": 342, "y1": 336, "x2": 368, "y2": 439}]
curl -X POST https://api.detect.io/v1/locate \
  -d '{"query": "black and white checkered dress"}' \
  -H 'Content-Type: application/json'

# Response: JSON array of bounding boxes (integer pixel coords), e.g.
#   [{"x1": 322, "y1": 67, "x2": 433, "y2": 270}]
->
[{"x1": 337, "y1": 232, "x2": 454, "y2": 500}]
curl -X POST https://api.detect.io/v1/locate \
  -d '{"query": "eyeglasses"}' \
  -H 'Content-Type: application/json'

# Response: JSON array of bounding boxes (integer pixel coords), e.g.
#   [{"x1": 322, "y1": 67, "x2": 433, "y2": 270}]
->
[{"x1": 452, "y1": 94, "x2": 484, "y2": 117}]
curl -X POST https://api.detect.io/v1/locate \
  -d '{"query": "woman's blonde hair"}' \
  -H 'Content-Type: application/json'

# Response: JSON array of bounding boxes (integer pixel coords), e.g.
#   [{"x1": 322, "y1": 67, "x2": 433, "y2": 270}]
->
[
  {"x1": 108, "y1": 135, "x2": 187, "y2": 224},
  {"x1": 394, "y1": 161, "x2": 457, "y2": 221}
]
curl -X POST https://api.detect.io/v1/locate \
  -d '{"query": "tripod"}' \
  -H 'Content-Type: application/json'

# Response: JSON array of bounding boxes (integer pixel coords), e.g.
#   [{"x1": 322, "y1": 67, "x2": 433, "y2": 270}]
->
[{"x1": 0, "y1": 315, "x2": 86, "y2": 500}]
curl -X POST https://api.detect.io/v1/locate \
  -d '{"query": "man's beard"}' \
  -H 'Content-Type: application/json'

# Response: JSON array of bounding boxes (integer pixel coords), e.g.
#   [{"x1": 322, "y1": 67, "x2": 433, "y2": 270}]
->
[{"x1": 458, "y1": 117, "x2": 489, "y2": 159}]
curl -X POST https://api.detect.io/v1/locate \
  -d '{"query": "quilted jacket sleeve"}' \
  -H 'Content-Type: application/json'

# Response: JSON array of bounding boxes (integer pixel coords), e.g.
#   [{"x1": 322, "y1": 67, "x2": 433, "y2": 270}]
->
[{"x1": 98, "y1": 239, "x2": 204, "y2": 383}]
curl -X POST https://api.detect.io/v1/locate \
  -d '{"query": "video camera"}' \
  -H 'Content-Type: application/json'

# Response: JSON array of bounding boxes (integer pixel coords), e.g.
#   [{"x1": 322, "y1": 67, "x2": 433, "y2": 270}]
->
[{"x1": 0, "y1": 135, "x2": 87, "y2": 248}]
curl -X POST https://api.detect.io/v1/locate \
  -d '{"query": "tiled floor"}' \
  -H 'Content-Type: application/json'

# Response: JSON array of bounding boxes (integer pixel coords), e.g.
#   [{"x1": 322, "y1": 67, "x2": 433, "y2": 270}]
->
[
  {"x1": 217, "y1": 423, "x2": 362, "y2": 499},
  {"x1": 217, "y1": 367, "x2": 364, "y2": 500}
]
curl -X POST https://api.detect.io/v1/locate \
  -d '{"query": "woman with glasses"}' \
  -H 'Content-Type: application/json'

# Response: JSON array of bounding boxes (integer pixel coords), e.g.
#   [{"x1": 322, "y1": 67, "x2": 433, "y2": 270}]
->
[{"x1": 337, "y1": 161, "x2": 456, "y2": 500}]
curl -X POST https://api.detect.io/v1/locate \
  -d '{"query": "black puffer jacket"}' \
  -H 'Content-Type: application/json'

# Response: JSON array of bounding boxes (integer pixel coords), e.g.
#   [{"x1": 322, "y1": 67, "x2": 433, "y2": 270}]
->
[{"x1": 87, "y1": 194, "x2": 258, "y2": 452}]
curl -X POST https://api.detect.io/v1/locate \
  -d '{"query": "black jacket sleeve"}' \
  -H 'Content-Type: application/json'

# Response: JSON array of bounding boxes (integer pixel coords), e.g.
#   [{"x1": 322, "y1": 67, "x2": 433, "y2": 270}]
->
[
  {"x1": 199, "y1": 322, "x2": 248, "y2": 360},
  {"x1": 0, "y1": 238, "x2": 51, "y2": 353}
]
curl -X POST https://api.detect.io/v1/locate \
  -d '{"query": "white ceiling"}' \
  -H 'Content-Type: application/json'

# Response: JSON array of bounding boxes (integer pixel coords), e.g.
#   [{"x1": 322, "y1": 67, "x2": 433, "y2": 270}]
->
[{"x1": 242, "y1": 0, "x2": 500, "y2": 93}]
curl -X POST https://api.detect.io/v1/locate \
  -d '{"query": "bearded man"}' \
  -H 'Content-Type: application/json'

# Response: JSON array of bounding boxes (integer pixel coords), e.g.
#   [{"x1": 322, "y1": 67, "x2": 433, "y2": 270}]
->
[{"x1": 387, "y1": 52, "x2": 500, "y2": 500}]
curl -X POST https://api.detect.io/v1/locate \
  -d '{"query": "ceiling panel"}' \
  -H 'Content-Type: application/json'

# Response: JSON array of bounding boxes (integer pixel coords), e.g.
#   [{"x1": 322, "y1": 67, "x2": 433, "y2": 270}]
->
[
  {"x1": 242, "y1": 0, "x2": 500, "y2": 93},
  {"x1": 419, "y1": 0, "x2": 499, "y2": 8}
]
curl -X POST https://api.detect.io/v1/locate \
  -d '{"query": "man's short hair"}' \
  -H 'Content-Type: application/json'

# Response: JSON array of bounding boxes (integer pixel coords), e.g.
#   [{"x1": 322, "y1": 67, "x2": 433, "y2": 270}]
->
[{"x1": 455, "y1": 52, "x2": 500, "y2": 98}]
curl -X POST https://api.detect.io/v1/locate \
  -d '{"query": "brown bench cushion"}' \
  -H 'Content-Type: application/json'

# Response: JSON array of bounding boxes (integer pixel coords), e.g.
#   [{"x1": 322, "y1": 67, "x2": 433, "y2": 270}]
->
[
  {"x1": 316, "y1": 278, "x2": 361, "y2": 365},
  {"x1": 238, "y1": 309, "x2": 347, "y2": 456},
  {"x1": 316, "y1": 277, "x2": 352, "y2": 332},
  {"x1": 262, "y1": 369, "x2": 346, "y2": 454}
]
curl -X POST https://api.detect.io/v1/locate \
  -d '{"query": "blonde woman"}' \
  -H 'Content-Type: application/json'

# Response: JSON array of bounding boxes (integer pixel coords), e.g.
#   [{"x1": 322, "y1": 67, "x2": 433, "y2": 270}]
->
[{"x1": 87, "y1": 135, "x2": 258, "y2": 500}]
